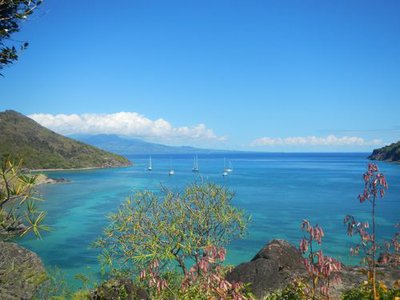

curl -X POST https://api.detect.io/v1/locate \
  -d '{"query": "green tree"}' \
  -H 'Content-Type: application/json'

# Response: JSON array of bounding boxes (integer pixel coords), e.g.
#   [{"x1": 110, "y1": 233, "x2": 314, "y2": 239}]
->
[
  {"x1": 95, "y1": 182, "x2": 249, "y2": 276},
  {"x1": 0, "y1": 158, "x2": 48, "y2": 239},
  {"x1": 0, "y1": 0, "x2": 42, "y2": 76}
]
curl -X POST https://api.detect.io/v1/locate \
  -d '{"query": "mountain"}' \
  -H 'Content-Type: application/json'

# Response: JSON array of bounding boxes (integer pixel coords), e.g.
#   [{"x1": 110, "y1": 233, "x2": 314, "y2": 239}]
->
[
  {"x1": 0, "y1": 110, "x2": 131, "y2": 169},
  {"x1": 369, "y1": 141, "x2": 400, "y2": 162},
  {"x1": 70, "y1": 134, "x2": 226, "y2": 155}
]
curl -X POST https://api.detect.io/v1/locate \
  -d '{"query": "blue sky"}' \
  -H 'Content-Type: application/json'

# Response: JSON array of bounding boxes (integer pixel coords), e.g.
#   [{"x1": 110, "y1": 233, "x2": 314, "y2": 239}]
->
[{"x1": 1, "y1": 0, "x2": 399, "y2": 151}]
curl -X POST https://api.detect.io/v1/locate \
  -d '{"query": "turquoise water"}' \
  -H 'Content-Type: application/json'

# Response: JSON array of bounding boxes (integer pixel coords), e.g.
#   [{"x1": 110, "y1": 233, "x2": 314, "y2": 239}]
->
[{"x1": 17, "y1": 153, "x2": 400, "y2": 288}]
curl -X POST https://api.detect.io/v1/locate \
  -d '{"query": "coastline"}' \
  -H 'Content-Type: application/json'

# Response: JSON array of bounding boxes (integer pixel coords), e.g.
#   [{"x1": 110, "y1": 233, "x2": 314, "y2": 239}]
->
[
  {"x1": 34, "y1": 173, "x2": 70, "y2": 185},
  {"x1": 32, "y1": 166, "x2": 105, "y2": 172},
  {"x1": 30, "y1": 163, "x2": 133, "y2": 173}
]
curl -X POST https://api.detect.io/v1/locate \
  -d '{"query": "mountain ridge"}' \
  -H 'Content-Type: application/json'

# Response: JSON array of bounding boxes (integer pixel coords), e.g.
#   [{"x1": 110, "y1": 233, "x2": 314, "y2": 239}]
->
[
  {"x1": 0, "y1": 110, "x2": 131, "y2": 169},
  {"x1": 70, "y1": 134, "x2": 233, "y2": 155}
]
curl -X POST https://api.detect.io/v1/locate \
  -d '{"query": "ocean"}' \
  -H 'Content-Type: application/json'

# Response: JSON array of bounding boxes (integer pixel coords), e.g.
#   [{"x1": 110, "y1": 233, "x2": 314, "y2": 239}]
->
[{"x1": 17, "y1": 153, "x2": 400, "y2": 289}]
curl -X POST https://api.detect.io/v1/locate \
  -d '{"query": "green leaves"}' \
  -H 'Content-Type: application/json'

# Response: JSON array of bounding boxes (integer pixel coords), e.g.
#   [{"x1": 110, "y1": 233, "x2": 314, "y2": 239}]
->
[
  {"x1": 0, "y1": 158, "x2": 48, "y2": 240},
  {"x1": 95, "y1": 182, "x2": 249, "y2": 277}
]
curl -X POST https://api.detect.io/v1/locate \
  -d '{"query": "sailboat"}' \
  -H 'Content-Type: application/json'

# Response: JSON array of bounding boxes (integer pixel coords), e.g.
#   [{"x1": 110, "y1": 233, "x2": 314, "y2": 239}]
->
[
  {"x1": 226, "y1": 160, "x2": 233, "y2": 173},
  {"x1": 147, "y1": 156, "x2": 153, "y2": 171},
  {"x1": 168, "y1": 159, "x2": 175, "y2": 176},
  {"x1": 222, "y1": 158, "x2": 228, "y2": 176},
  {"x1": 192, "y1": 155, "x2": 199, "y2": 172}
]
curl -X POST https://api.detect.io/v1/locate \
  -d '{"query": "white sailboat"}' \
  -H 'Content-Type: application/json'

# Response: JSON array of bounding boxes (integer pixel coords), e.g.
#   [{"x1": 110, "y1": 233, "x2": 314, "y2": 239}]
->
[
  {"x1": 147, "y1": 156, "x2": 153, "y2": 171},
  {"x1": 168, "y1": 159, "x2": 175, "y2": 176},
  {"x1": 222, "y1": 158, "x2": 228, "y2": 176},
  {"x1": 192, "y1": 155, "x2": 199, "y2": 172},
  {"x1": 226, "y1": 160, "x2": 233, "y2": 173}
]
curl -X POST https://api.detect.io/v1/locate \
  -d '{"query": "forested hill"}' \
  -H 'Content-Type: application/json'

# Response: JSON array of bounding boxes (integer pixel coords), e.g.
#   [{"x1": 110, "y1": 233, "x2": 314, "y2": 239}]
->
[
  {"x1": 369, "y1": 141, "x2": 400, "y2": 162},
  {"x1": 0, "y1": 110, "x2": 131, "y2": 169}
]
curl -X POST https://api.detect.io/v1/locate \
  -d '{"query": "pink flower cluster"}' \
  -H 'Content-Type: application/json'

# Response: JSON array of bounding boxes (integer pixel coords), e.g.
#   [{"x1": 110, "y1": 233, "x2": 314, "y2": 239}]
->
[
  {"x1": 381, "y1": 224, "x2": 400, "y2": 265},
  {"x1": 344, "y1": 216, "x2": 371, "y2": 240},
  {"x1": 300, "y1": 220, "x2": 341, "y2": 299},
  {"x1": 301, "y1": 219, "x2": 324, "y2": 246},
  {"x1": 182, "y1": 245, "x2": 248, "y2": 300},
  {"x1": 140, "y1": 260, "x2": 168, "y2": 293},
  {"x1": 358, "y1": 163, "x2": 388, "y2": 203},
  {"x1": 140, "y1": 246, "x2": 249, "y2": 299}
]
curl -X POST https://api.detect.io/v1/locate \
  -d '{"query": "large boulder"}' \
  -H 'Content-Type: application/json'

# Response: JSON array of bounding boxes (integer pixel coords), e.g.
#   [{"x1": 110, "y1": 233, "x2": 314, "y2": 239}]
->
[
  {"x1": 0, "y1": 241, "x2": 47, "y2": 300},
  {"x1": 226, "y1": 239, "x2": 306, "y2": 298}
]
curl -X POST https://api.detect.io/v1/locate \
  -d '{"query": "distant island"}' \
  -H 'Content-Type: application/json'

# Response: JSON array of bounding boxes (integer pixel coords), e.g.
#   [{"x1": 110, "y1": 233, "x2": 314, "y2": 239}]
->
[
  {"x1": 369, "y1": 141, "x2": 400, "y2": 162},
  {"x1": 0, "y1": 110, "x2": 131, "y2": 169}
]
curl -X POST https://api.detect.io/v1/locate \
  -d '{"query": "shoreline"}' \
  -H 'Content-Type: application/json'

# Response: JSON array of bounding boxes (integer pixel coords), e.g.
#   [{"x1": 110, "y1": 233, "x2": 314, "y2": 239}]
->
[{"x1": 30, "y1": 163, "x2": 133, "y2": 173}]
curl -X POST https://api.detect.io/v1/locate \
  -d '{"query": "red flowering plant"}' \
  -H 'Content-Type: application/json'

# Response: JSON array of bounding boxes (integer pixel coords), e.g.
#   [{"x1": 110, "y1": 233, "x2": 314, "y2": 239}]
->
[
  {"x1": 139, "y1": 260, "x2": 170, "y2": 296},
  {"x1": 344, "y1": 163, "x2": 388, "y2": 300},
  {"x1": 139, "y1": 245, "x2": 252, "y2": 300},
  {"x1": 380, "y1": 223, "x2": 400, "y2": 266},
  {"x1": 299, "y1": 220, "x2": 342, "y2": 300}
]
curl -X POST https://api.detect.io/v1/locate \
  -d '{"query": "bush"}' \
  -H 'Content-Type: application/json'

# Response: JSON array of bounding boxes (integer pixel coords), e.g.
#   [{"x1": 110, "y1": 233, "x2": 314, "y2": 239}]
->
[
  {"x1": 341, "y1": 281, "x2": 400, "y2": 300},
  {"x1": 94, "y1": 182, "x2": 250, "y2": 276}
]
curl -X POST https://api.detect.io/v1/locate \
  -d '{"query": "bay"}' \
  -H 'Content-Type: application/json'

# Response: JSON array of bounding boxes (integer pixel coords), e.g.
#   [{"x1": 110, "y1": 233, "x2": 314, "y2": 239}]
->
[{"x1": 17, "y1": 153, "x2": 400, "y2": 289}]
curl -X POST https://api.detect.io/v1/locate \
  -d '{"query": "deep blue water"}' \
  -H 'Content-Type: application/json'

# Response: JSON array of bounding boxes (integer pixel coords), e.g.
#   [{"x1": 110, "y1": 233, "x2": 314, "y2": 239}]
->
[{"x1": 17, "y1": 153, "x2": 400, "y2": 289}]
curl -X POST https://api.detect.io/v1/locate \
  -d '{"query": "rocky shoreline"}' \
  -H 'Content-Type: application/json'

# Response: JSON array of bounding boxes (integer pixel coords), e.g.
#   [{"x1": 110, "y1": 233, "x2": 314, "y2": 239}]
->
[
  {"x1": 34, "y1": 173, "x2": 70, "y2": 185},
  {"x1": 0, "y1": 241, "x2": 47, "y2": 300}
]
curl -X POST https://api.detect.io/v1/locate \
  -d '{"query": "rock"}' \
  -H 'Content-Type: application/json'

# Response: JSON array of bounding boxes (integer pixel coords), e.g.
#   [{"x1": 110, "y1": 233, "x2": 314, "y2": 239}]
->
[
  {"x1": 0, "y1": 241, "x2": 47, "y2": 300},
  {"x1": 89, "y1": 278, "x2": 149, "y2": 300},
  {"x1": 226, "y1": 239, "x2": 400, "y2": 299},
  {"x1": 34, "y1": 173, "x2": 70, "y2": 185},
  {"x1": 226, "y1": 239, "x2": 306, "y2": 298},
  {"x1": 0, "y1": 217, "x2": 27, "y2": 239}
]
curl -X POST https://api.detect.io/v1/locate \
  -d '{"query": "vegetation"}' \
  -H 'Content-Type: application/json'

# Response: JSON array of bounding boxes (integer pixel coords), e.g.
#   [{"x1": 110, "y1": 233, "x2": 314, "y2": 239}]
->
[
  {"x1": 0, "y1": 0, "x2": 42, "y2": 76},
  {"x1": 139, "y1": 245, "x2": 253, "y2": 299},
  {"x1": 341, "y1": 280, "x2": 400, "y2": 300},
  {"x1": 95, "y1": 182, "x2": 249, "y2": 277},
  {"x1": 0, "y1": 110, "x2": 131, "y2": 169},
  {"x1": 369, "y1": 141, "x2": 400, "y2": 162},
  {"x1": 0, "y1": 157, "x2": 48, "y2": 239},
  {"x1": 344, "y1": 163, "x2": 388, "y2": 300},
  {"x1": 264, "y1": 280, "x2": 309, "y2": 300},
  {"x1": 299, "y1": 220, "x2": 341, "y2": 299}
]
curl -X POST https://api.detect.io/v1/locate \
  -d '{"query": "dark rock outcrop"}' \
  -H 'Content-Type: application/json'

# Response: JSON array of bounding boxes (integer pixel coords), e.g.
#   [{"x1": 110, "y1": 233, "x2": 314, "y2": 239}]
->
[
  {"x1": 0, "y1": 241, "x2": 47, "y2": 300},
  {"x1": 226, "y1": 239, "x2": 400, "y2": 299},
  {"x1": 89, "y1": 278, "x2": 149, "y2": 300},
  {"x1": 226, "y1": 239, "x2": 306, "y2": 298}
]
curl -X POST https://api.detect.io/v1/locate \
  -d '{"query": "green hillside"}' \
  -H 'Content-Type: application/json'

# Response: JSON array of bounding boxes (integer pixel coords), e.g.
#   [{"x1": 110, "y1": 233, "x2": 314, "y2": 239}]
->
[
  {"x1": 0, "y1": 110, "x2": 131, "y2": 169},
  {"x1": 369, "y1": 141, "x2": 400, "y2": 162}
]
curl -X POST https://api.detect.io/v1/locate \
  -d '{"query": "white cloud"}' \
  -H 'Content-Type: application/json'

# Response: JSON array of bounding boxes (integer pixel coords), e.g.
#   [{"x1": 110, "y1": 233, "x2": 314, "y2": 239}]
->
[
  {"x1": 251, "y1": 135, "x2": 383, "y2": 147},
  {"x1": 29, "y1": 112, "x2": 226, "y2": 142}
]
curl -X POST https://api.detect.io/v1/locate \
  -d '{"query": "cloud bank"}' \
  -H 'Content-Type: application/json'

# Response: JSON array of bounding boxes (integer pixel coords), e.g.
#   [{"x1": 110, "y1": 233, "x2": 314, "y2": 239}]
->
[
  {"x1": 29, "y1": 112, "x2": 225, "y2": 142},
  {"x1": 251, "y1": 135, "x2": 383, "y2": 147}
]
